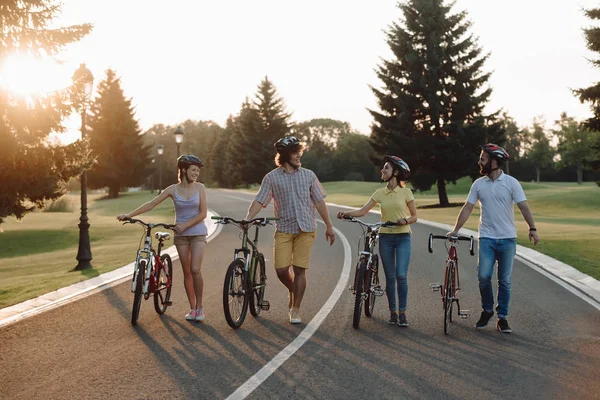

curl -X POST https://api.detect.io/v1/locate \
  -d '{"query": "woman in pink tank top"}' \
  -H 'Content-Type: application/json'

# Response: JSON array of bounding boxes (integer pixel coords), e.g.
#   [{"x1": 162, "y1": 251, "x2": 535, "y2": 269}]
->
[{"x1": 117, "y1": 155, "x2": 208, "y2": 322}]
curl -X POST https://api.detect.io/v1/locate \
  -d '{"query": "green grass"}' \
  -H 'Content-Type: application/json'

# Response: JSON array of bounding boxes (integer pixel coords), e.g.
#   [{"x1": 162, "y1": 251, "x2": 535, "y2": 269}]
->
[
  {"x1": 322, "y1": 178, "x2": 600, "y2": 281},
  {"x1": 0, "y1": 180, "x2": 598, "y2": 309}
]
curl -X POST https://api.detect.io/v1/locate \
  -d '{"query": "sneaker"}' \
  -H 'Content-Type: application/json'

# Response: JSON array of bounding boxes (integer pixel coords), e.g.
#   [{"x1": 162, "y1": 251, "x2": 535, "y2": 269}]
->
[
  {"x1": 288, "y1": 291, "x2": 294, "y2": 309},
  {"x1": 388, "y1": 312, "x2": 398, "y2": 325},
  {"x1": 185, "y1": 309, "x2": 196, "y2": 321},
  {"x1": 397, "y1": 313, "x2": 409, "y2": 327},
  {"x1": 195, "y1": 308, "x2": 205, "y2": 322},
  {"x1": 475, "y1": 311, "x2": 494, "y2": 329},
  {"x1": 497, "y1": 318, "x2": 512, "y2": 333},
  {"x1": 289, "y1": 308, "x2": 301, "y2": 324}
]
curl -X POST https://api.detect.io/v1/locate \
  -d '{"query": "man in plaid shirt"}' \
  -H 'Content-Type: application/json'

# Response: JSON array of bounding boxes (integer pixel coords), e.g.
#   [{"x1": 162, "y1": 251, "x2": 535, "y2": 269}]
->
[{"x1": 244, "y1": 136, "x2": 336, "y2": 324}]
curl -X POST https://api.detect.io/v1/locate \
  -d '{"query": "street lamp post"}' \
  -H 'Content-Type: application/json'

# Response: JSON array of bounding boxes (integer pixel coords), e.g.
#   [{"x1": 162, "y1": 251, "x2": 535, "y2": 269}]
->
[
  {"x1": 157, "y1": 144, "x2": 164, "y2": 193},
  {"x1": 72, "y1": 63, "x2": 94, "y2": 271},
  {"x1": 174, "y1": 126, "x2": 184, "y2": 158}
]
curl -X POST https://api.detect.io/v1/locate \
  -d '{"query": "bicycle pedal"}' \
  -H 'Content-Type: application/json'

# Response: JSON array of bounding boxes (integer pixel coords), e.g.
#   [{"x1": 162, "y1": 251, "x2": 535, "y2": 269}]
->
[
  {"x1": 429, "y1": 283, "x2": 442, "y2": 291},
  {"x1": 373, "y1": 288, "x2": 385, "y2": 296},
  {"x1": 459, "y1": 310, "x2": 469, "y2": 319},
  {"x1": 164, "y1": 301, "x2": 172, "y2": 306},
  {"x1": 260, "y1": 300, "x2": 270, "y2": 311}
]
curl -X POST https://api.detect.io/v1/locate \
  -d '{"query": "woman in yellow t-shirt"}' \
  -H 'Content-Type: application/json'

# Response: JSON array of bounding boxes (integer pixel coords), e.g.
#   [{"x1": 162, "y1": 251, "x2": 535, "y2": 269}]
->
[{"x1": 337, "y1": 155, "x2": 417, "y2": 327}]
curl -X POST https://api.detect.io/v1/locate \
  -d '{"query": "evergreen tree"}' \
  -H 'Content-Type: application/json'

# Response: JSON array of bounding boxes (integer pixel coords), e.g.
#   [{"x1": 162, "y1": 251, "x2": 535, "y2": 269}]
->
[
  {"x1": 573, "y1": 6, "x2": 600, "y2": 177},
  {"x1": 237, "y1": 77, "x2": 291, "y2": 183},
  {"x1": 0, "y1": 0, "x2": 92, "y2": 225},
  {"x1": 369, "y1": 0, "x2": 493, "y2": 206},
  {"x1": 87, "y1": 69, "x2": 152, "y2": 198}
]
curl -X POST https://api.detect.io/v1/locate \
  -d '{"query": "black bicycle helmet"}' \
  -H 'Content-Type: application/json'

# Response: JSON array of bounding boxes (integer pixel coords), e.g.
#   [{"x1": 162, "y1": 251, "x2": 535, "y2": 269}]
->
[
  {"x1": 384, "y1": 155, "x2": 411, "y2": 180},
  {"x1": 274, "y1": 136, "x2": 300, "y2": 153},
  {"x1": 177, "y1": 155, "x2": 204, "y2": 169},
  {"x1": 481, "y1": 143, "x2": 510, "y2": 161}
]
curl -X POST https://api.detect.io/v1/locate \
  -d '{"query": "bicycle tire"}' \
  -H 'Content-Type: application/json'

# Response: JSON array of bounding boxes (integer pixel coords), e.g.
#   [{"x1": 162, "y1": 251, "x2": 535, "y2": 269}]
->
[
  {"x1": 223, "y1": 258, "x2": 249, "y2": 329},
  {"x1": 353, "y1": 260, "x2": 367, "y2": 329},
  {"x1": 444, "y1": 266, "x2": 453, "y2": 335},
  {"x1": 249, "y1": 254, "x2": 266, "y2": 317},
  {"x1": 365, "y1": 255, "x2": 379, "y2": 317},
  {"x1": 131, "y1": 259, "x2": 146, "y2": 326},
  {"x1": 154, "y1": 254, "x2": 173, "y2": 315}
]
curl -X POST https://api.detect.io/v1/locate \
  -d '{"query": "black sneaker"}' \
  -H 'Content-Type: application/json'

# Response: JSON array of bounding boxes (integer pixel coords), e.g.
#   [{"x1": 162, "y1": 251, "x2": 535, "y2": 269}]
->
[
  {"x1": 497, "y1": 318, "x2": 512, "y2": 333},
  {"x1": 475, "y1": 311, "x2": 494, "y2": 329},
  {"x1": 397, "y1": 313, "x2": 408, "y2": 327},
  {"x1": 388, "y1": 312, "x2": 398, "y2": 325}
]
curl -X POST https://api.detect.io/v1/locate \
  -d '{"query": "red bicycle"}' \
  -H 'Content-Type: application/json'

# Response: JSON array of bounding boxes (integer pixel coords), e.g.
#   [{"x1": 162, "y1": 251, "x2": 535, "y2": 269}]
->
[
  {"x1": 428, "y1": 233, "x2": 474, "y2": 335},
  {"x1": 121, "y1": 217, "x2": 175, "y2": 326}
]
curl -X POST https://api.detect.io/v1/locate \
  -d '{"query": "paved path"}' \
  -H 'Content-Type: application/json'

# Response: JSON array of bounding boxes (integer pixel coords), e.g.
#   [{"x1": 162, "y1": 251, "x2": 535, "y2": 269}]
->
[{"x1": 2, "y1": 204, "x2": 599, "y2": 329}]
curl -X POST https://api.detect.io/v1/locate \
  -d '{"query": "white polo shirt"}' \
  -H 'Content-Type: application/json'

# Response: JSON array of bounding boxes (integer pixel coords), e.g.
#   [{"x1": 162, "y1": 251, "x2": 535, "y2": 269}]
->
[{"x1": 466, "y1": 172, "x2": 527, "y2": 239}]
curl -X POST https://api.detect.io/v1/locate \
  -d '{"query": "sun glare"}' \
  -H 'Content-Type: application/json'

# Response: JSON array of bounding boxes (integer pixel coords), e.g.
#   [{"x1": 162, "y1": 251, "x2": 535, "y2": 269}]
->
[{"x1": 0, "y1": 55, "x2": 72, "y2": 96}]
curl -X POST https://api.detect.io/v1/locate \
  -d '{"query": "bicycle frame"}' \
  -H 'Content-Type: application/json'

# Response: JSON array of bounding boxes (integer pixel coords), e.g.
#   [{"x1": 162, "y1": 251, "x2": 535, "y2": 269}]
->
[
  {"x1": 127, "y1": 220, "x2": 173, "y2": 295},
  {"x1": 428, "y1": 233, "x2": 474, "y2": 334}
]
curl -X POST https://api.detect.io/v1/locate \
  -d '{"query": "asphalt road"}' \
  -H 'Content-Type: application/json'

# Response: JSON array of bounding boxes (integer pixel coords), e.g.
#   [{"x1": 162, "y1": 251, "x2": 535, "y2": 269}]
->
[{"x1": 1, "y1": 189, "x2": 599, "y2": 399}]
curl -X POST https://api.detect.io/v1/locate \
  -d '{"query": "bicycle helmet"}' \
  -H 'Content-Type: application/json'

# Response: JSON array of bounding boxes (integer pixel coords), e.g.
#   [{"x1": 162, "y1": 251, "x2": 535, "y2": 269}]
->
[
  {"x1": 481, "y1": 143, "x2": 510, "y2": 161},
  {"x1": 177, "y1": 155, "x2": 204, "y2": 169},
  {"x1": 384, "y1": 155, "x2": 411, "y2": 180},
  {"x1": 274, "y1": 136, "x2": 300, "y2": 153}
]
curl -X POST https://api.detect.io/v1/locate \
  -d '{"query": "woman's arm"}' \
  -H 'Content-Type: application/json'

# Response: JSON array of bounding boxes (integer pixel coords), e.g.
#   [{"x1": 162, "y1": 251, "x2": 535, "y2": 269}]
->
[
  {"x1": 398, "y1": 199, "x2": 418, "y2": 226},
  {"x1": 336, "y1": 198, "x2": 377, "y2": 219},
  {"x1": 117, "y1": 186, "x2": 173, "y2": 220}
]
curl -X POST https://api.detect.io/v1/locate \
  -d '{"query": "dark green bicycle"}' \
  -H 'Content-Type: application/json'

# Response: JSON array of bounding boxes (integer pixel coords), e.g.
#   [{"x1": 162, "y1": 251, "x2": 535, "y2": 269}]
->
[{"x1": 211, "y1": 216, "x2": 278, "y2": 329}]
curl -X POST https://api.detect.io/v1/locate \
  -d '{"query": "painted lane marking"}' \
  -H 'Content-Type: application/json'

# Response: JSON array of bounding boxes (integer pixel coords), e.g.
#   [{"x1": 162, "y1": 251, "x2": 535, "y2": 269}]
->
[{"x1": 226, "y1": 222, "x2": 351, "y2": 400}]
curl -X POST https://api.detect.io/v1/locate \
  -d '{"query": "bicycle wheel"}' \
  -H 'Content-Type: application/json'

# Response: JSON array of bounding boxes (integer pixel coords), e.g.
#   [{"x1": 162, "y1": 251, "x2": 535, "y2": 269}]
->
[
  {"x1": 249, "y1": 254, "x2": 266, "y2": 317},
  {"x1": 443, "y1": 266, "x2": 453, "y2": 335},
  {"x1": 353, "y1": 260, "x2": 367, "y2": 329},
  {"x1": 154, "y1": 254, "x2": 173, "y2": 315},
  {"x1": 365, "y1": 255, "x2": 379, "y2": 317},
  {"x1": 223, "y1": 259, "x2": 249, "y2": 329},
  {"x1": 131, "y1": 259, "x2": 146, "y2": 326}
]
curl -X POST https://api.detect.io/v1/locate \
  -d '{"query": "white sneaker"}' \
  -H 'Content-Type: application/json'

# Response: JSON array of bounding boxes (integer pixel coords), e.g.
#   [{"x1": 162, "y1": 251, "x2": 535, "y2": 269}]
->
[
  {"x1": 185, "y1": 309, "x2": 196, "y2": 321},
  {"x1": 195, "y1": 308, "x2": 205, "y2": 322},
  {"x1": 289, "y1": 308, "x2": 301, "y2": 324}
]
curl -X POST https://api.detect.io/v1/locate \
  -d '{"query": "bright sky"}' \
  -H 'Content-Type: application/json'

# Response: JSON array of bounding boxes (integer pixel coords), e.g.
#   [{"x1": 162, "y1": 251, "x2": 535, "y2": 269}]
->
[{"x1": 1, "y1": 0, "x2": 598, "y2": 144}]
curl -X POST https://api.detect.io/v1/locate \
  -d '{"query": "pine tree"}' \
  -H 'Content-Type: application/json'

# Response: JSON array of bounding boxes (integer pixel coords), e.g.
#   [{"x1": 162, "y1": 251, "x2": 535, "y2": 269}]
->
[
  {"x1": 369, "y1": 0, "x2": 494, "y2": 205},
  {"x1": 86, "y1": 69, "x2": 152, "y2": 198},
  {"x1": 0, "y1": 0, "x2": 92, "y2": 225},
  {"x1": 573, "y1": 6, "x2": 600, "y2": 176},
  {"x1": 237, "y1": 77, "x2": 291, "y2": 184}
]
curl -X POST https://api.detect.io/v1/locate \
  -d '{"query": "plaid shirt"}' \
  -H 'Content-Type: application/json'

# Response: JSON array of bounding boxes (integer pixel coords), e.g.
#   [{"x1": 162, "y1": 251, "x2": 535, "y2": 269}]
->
[{"x1": 255, "y1": 167, "x2": 327, "y2": 234}]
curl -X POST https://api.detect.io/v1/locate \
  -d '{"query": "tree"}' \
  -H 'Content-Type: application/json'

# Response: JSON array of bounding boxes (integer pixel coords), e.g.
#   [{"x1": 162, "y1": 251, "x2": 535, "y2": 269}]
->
[
  {"x1": 574, "y1": 6, "x2": 600, "y2": 179},
  {"x1": 552, "y1": 113, "x2": 599, "y2": 184},
  {"x1": 0, "y1": 0, "x2": 92, "y2": 225},
  {"x1": 295, "y1": 119, "x2": 358, "y2": 181},
  {"x1": 86, "y1": 69, "x2": 152, "y2": 198},
  {"x1": 236, "y1": 77, "x2": 292, "y2": 184},
  {"x1": 369, "y1": 0, "x2": 493, "y2": 206},
  {"x1": 525, "y1": 118, "x2": 554, "y2": 183}
]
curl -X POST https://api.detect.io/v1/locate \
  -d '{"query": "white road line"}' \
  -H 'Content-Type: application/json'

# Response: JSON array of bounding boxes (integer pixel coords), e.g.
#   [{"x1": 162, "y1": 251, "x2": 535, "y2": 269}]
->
[{"x1": 226, "y1": 222, "x2": 352, "y2": 400}]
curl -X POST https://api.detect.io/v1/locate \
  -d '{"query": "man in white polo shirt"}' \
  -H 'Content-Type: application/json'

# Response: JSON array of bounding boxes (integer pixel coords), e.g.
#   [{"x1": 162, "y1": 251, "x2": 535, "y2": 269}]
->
[{"x1": 448, "y1": 143, "x2": 540, "y2": 333}]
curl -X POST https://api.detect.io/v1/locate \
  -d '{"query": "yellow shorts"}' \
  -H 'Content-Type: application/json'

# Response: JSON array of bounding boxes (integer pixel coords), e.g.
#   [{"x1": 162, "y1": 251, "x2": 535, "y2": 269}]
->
[{"x1": 274, "y1": 231, "x2": 316, "y2": 269}]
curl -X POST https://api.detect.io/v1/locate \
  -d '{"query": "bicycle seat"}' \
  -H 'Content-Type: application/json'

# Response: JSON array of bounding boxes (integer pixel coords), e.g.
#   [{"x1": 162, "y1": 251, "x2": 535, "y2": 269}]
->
[{"x1": 155, "y1": 232, "x2": 171, "y2": 241}]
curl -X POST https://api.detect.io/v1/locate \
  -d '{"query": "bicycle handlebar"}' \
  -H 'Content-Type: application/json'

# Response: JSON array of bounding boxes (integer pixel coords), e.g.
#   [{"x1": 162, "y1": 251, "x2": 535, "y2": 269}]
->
[
  {"x1": 428, "y1": 233, "x2": 474, "y2": 256},
  {"x1": 211, "y1": 216, "x2": 279, "y2": 227},
  {"x1": 340, "y1": 215, "x2": 398, "y2": 229},
  {"x1": 120, "y1": 217, "x2": 175, "y2": 230}
]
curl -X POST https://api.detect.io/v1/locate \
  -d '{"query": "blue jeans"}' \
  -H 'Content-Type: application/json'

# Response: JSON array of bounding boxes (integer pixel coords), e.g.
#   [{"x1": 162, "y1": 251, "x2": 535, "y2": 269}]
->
[
  {"x1": 378, "y1": 233, "x2": 411, "y2": 312},
  {"x1": 478, "y1": 237, "x2": 517, "y2": 319}
]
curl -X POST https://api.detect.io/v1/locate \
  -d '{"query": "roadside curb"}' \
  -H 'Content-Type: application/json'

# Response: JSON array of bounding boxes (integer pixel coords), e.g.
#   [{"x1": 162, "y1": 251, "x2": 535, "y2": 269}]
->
[
  {"x1": 327, "y1": 202, "x2": 600, "y2": 306},
  {"x1": 0, "y1": 213, "x2": 220, "y2": 329}
]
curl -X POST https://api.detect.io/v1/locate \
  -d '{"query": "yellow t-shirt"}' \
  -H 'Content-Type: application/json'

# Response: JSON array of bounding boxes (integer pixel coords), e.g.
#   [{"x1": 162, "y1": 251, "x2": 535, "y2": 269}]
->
[{"x1": 371, "y1": 186, "x2": 415, "y2": 234}]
